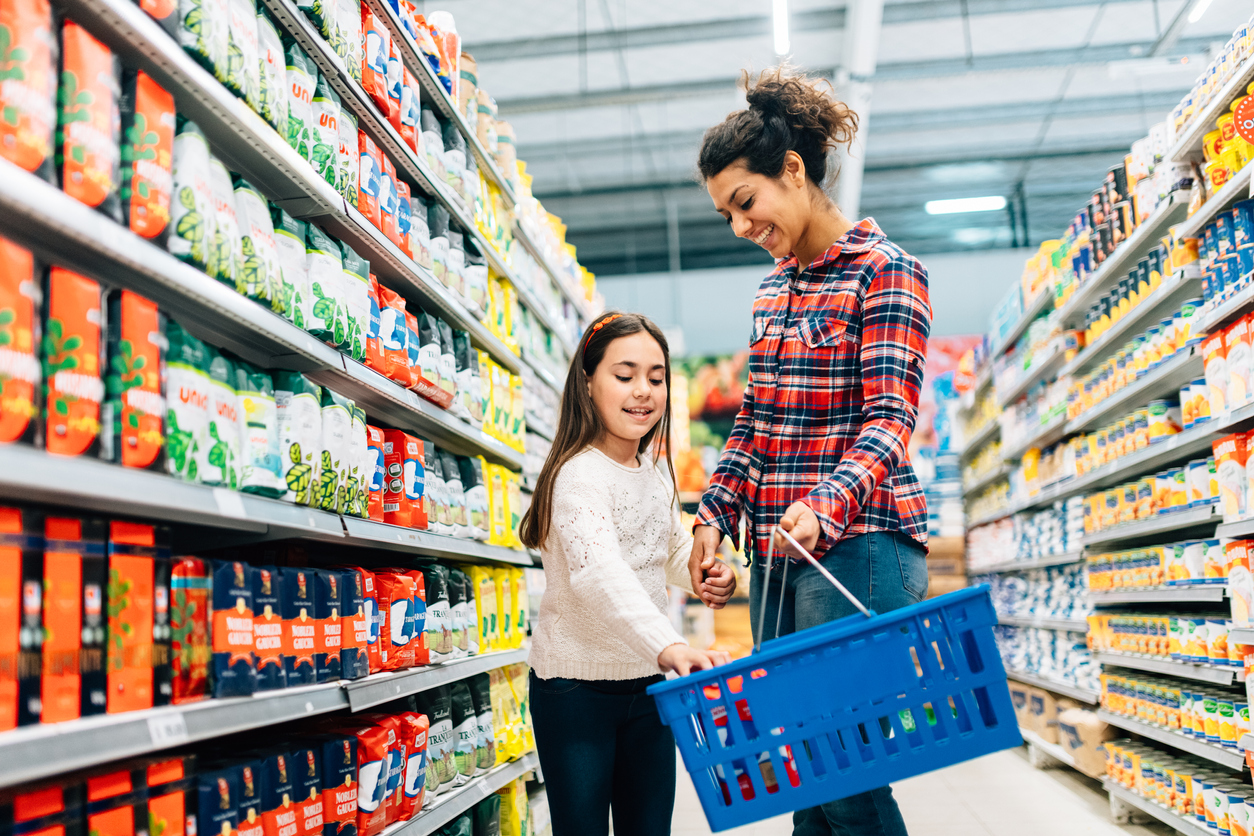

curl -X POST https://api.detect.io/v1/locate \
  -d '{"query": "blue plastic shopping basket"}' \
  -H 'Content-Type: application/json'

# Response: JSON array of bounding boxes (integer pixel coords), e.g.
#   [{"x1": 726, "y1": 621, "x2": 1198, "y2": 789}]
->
[{"x1": 648, "y1": 527, "x2": 1022, "y2": 831}]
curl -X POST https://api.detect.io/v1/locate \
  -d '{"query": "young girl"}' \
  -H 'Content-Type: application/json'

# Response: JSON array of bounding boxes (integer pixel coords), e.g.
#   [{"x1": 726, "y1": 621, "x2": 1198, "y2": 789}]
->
[{"x1": 520, "y1": 311, "x2": 737, "y2": 836}]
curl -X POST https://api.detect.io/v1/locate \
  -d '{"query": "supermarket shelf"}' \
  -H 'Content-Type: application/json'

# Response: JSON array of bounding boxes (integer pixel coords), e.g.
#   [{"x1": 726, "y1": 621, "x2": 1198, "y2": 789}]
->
[
  {"x1": 1019, "y1": 726, "x2": 1077, "y2": 768},
  {"x1": 990, "y1": 289, "x2": 1052, "y2": 360},
  {"x1": 968, "y1": 551, "x2": 1084, "y2": 575},
  {"x1": 1096, "y1": 710, "x2": 1246, "y2": 772},
  {"x1": 1054, "y1": 194, "x2": 1190, "y2": 332},
  {"x1": 1196, "y1": 282, "x2": 1254, "y2": 336},
  {"x1": 382, "y1": 753, "x2": 539, "y2": 836},
  {"x1": 1213, "y1": 511, "x2": 1254, "y2": 540},
  {"x1": 0, "y1": 681, "x2": 348, "y2": 788},
  {"x1": 998, "y1": 615, "x2": 1089, "y2": 632},
  {"x1": 995, "y1": 342, "x2": 1069, "y2": 408},
  {"x1": 1080, "y1": 504, "x2": 1219, "y2": 548},
  {"x1": 966, "y1": 506, "x2": 1013, "y2": 528},
  {"x1": 959, "y1": 363, "x2": 993, "y2": 412},
  {"x1": 513, "y1": 220, "x2": 594, "y2": 322},
  {"x1": 1104, "y1": 780, "x2": 1217, "y2": 836},
  {"x1": 1094, "y1": 651, "x2": 1243, "y2": 685},
  {"x1": 1169, "y1": 57, "x2": 1254, "y2": 163},
  {"x1": 1175, "y1": 163, "x2": 1254, "y2": 241},
  {"x1": 1001, "y1": 412, "x2": 1069, "y2": 462},
  {"x1": 520, "y1": 350, "x2": 564, "y2": 394},
  {"x1": 1060, "y1": 271, "x2": 1204, "y2": 379},
  {"x1": 1005, "y1": 670, "x2": 1099, "y2": 704},
  {"x1": 963, "y1": 464, "x2": 1014, "y2": 497},
  {"x1": 525, "y1": 414, "x2": 557, "y2": 442},
  {"x1": 340, "y1": 518, "x2": 535, "y2": 566},
  {"x1": 1219, "y1": 400, "x2": 1254, "y2": 435},
  {"x1": 1089, "y1": 585, "x2": 1227, "y2": 605},
  {"x1": 958, "y1": 419, "x2": 1001, "y2": 461},
  {"x1": 1015, "y1": 420, "x2": 1221, "y2": 515},
  {"x1": 1232, "y1": 628, "x2": 1254, "y2": 646},
  {"x1": 345, "y1": 648, "x2": 529, "y2": 711},
  {"x1": 1063, "y1": 348, "x2": 1203, "y2": 436}
]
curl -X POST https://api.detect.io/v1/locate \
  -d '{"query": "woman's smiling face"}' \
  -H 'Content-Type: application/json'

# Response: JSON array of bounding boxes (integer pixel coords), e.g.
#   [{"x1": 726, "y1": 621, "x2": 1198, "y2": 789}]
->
[{"x1": 707, "y1": 153, "x2": 809, "y2": 260}]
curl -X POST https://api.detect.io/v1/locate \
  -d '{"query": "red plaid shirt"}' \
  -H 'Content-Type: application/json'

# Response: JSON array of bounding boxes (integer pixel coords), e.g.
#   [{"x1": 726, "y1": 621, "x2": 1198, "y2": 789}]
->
[{"x1": 696, "y1": 219, "x2": 931, "y2": 562}]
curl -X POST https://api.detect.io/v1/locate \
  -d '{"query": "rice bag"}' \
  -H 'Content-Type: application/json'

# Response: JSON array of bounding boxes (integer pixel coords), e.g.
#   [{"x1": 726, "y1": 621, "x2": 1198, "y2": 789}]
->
[
  {"x1": 270, "y1": 203, "x2": 309, "y2": 327},
  {"x1": 283, "y1": 37, "x2": 315, "y2": 160},
  {"x1": 256, "y1": 8, "x2": 288, "y2": 133},
  {"x1": 234, "y1": 359, "x2": 284, "y2": 497},
  {"x1": 311, "y1": 73, "x2": 340, "y2": 189},
  {"x1": 340, "y1": 241, "x2": 371, "y2": 360},
  {"x1": 274, "y1": 370, "x2": 322, "y2": 505},
  {"x1": 233, "y1": 175, "x2": 282, "y2": 310},
  {"x1": 165, "y1": 320, "x2": 209, "y2": 482},
  {"x1": 306, "y1": 222, "x2": 346, "y2": 344},
  {"x1": 208, "y1": 157, "x2": 241, "y2": 288},
  {"x1": 318, "y1": 387, "x2": 352, "y2": 512},
  {"x1": 224, "y1": 0, "x2": 261, "y2": 112},
  {"x1": 202, "y1": 347, "x2": 240, "y2": 488},
  {"x1": 168, "y1": 117, "x2": 215, "y2": 271}
]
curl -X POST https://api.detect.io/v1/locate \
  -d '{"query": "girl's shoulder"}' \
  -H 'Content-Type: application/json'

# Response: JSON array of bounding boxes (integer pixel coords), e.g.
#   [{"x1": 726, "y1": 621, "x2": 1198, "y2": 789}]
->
[{"x1": 554, "y1": 449, "x2": 674, "y2": 499}]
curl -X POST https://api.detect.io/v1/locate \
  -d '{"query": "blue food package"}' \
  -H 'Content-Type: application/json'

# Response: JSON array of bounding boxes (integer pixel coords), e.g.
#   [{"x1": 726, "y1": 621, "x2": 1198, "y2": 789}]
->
[
  {"x1": 210, "y1": 560, "x2": 257, "y2": 697},
  {"x1": 251, "y1": 565, "x2": 286, "y2": 691},
  {"x1": 197, "y1": 767, "x2": 241, "y2": 836},
  {"x1": 314, "y1": 569, "x2": 342, "y2": 682},
  {"x1": 281, "y1": 566, "x2": 318, "y2": 685}
]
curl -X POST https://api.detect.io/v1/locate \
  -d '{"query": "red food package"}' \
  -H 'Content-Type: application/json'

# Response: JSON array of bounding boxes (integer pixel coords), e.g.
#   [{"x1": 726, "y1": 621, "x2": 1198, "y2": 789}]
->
[
  {"x1": 404, "y1": 570, "x2": 428, "y2": 666},
  {"x1": 382, "y1": 429, "x2": 414, "y2": 528},
  {"x1": 395, "y1": 712, "x2": 429, "y2": 820},
  {"x1": 384, "y1": 40, "x2": 401, "y2": 131},
  {"x1": 366, "y1": 425, "x2": 386, "y2": 521},
  {"x1": 376, "y1": 286, "x2": 409, "y2": 385},
  {"x1": 398, "y1": 68, "x2": 418, "y2": 152},
  {"x1": 357, "y1": 130, "x2": 381, "y2": 230},
  {"x1": 373, "y1": 571, "x2": 416, "y2": 671},
  {"x1": 396, "y1": 180, "x2": 412, "y2": 258},
  {"x1": 403, "y1": 311, "x2": 421, "y2": 390},
  {"x1": 360, "y1": 2, "x2": 390, "y2": 114},
  {"x1": 349, "y1": 723, "x2": 391, "y2": 836},
  {"x1": 356, "y1": 714, "x2": 405, "y2": 826},
  {"x1": 360, "y1": 569, "x2": 382, "y2": 674},
  {"x1": 365, "y1": 274, "x2": 386, "y2": 374}
]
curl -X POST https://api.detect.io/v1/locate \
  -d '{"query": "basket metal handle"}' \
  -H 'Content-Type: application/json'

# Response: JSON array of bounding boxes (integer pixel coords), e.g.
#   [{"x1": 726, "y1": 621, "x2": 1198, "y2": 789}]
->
[{"x1": 754, "y1": 525, "x2": 873, "y2": 653}]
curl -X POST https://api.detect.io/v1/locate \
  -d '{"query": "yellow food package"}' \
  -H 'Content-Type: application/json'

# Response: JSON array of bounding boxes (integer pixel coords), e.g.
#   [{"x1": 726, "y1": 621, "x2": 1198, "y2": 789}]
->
[
  {"x1": 507, "y1": 662, "x2": 534, "y2": 754},
  {"x1": 495, "y1": 567, "x2": 514, "y2": 648},
  {"x1": 510, "y1": 374, "x2": 525, "y2": 450},
  {"x1": 511, "y1": 567, "x2": 527, "y2": 642},
  {"x1": 477, "y1": 350, "x2": 493, "y2": 430},
  {"x1": 490, "y1": 667, "x2": 511, "y2": 764},
  {"x1": 497, "y1": 779, "x2": 528, "y2": 836},
  {"x1": 493, "y1": 364, "x2": 511, "y2": 440},
  {"x1": 506, "y1": 470, "x2": 523, "y2": 547},
  {"x1": 487, "y1": 464, "x2": 509, "y2": 545},
  {"x1": 468, "y1": 565, "x2": 499, "y2": 652}
]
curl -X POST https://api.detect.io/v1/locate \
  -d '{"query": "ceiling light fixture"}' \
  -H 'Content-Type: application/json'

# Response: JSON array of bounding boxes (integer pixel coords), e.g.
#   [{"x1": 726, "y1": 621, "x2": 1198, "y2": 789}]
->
[
  {"x1": 773, "y1": 0, "x2": 790, "y2": 54},
  {"x1": 925, "y1": 196, "x2": 1008, "y2": 215},
  {"x1": 1187, "y1": 0, "x2": 1213, "y2": 23}
]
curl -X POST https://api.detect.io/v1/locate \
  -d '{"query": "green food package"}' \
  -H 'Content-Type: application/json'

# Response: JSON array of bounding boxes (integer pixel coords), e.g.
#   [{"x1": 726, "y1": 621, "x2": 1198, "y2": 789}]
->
[
  {"x1": 305, "y1": 223, "x2": 346, "y2": 344},
  {"x1": 339, "y1": 241, "x2": 370, "y2": 361},
  {"x1": 207, "y1": 156, "x2": 240, "y2": 289},
  {"x1": 282, "y1": 37, "x2": 315, "y2": 160},
  {"x1": 449, "y1": 680, "x2": 476, "y2": 784},
  {"x1": 472, "y1": 795, "x2": 499, "y2": 834},
  {"x1": 296, "y1": 0, "x2": 338, "y2": 53},
  {"x1": 202, "y1": 347, "x2": 240, "y2": 488},
  {"x1": 168, "y1": 117, "x2": 215, "y2": 272},
  {"x1": 164, "y1": 320, "x2": 210, "y2": 482},
  {"x1": 347, "y1": 403, "x2": 367, "y2": 518},
  {"x1": 337, "y1": 106, "x2": 358, "y2": 208},
  {"x1": 317, "y1": 387, "x2": 352, "y2": 512},
  {"x1": 270, "y1": 203, "x2": 309, "y2": 328},
  {"x1": 338, "y1": 0, "x2": 362, "y2": 84},
  {"x1": 223, "y1": 0, "x2": 260, "y2": 111},
  {"x1": 414, "y1": 685, "x2": 454, "y2": 792},
  {"x1": 256, "y1": 8, "x2": 288, "y2": 134},
  {"x1": 178, "y1": 0, "x2": 227, "y2": 80},
  {"x1": 274, "y1": 370, "x2": 322, "y2": 505},
  {"x1": 310, "y1": 73, "x2": 340, "y2": 190},
  {"x1": 232, "y1": 176, "x2": 281, "y2": 310},
  {"x1": 235, "y1": 359, "x2": 283, "y2": 497}
]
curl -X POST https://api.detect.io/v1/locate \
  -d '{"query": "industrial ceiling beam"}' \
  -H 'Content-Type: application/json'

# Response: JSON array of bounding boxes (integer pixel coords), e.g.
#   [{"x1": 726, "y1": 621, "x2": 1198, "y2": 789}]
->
[
  {"x1": 835, "y1": 0, "x2": 887, "y2": 218},
  {"x1": 465, "y1": 0, "x2": 1147, "y2": 62},
  {"x1": 495, "y1": 35, "x2": 1212, "y2": 113}
]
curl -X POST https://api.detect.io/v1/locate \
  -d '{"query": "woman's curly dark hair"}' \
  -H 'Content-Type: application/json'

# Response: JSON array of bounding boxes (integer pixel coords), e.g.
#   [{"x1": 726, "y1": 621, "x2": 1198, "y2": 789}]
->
[{"x1": 698, "y1": 64, "x2": 859, "y2": 188}]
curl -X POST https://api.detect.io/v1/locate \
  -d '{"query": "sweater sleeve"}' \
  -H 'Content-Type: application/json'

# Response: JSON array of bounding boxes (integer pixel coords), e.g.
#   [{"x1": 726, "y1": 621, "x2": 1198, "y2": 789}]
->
[
  {"x1": 664, "y1": 503, "x2": 697, "y2": 595},
  {"x1": 551, "y1": 468, "x2": 687, "y2": 666}
]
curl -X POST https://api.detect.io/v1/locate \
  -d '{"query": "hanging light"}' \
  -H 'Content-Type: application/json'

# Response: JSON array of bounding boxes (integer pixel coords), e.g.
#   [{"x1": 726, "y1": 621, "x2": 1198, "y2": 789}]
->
[{"x1": 773, "y1": 0, "x2": 790, "y2": 55}]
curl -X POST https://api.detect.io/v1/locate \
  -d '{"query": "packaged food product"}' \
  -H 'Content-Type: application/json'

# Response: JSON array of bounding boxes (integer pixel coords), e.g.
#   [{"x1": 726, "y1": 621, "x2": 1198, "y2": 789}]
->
[
  {"x1": 318, "y1": 388, "x2": 353, "y2": 513},
  {"x1": 280, "y1": 566, "x2": 317, "y2": 685},
  {"x1": 120, "y1": 70, "x2": 174, "y2": 244},
  {"x1": 421, "y1": 564, "x2": 451, "y2": 662},
  {"x1": 274, "y1": 371, "x2": 322, "y2": 504},
  {"x1": 170, "y1": 555, "x2": 209, "y2": 703},
  {"x1": 44, "y1": 267, "x2": 103, "y2": 457},
  {"x1": 202, "y1": 347, "x2": 240, "y2": 488},
  {"x1": 0, "y1": 0, "x2": 57, "y2": 180},
  {"x1": 102, "y1": 290, "x2": 165, "y2": 471},
  {"x1": 447, "y1": 568, "x2": 468, "y2": 656},
  {"x1": 306, "y1": 223, "x2": 346, "y2": 345},
  {"x1": 339, "y1": 241, "x2": 371, "y2": 361},
  {"x1": 234, "y1": 360, "x2": 284, "y2": 497},
  {"x1": 1216, "y1": 433, "x2": 1249, "y2": 518},
  {"x1": 251, "y1": 565, "x2": 285, "y2": 691},
  {"x1": 210, "y1": 560, "x2": 256, "y2": 696},
  {"x1": 337, "y1": 567, "x2": 369, "y2": 680},
  {"x1": 284, "y1": 38, "x2": 315, "y2": 160},
  {"x1": 233, "y1": 176, "x2": 282, "y2": 309},
  {"x1": 378, "y1": 155, "x2": 398, "y2": 246},
  {"x1": 223, "y1": 0, "x2": 260, "y2": 110},
  {"x1": 1228, "y1": 316, "x2": 1254, "y2": 408},
  {"x1": 357, "y1": 130, "x2": 382, "y2": 229},
  {"x1": 0, "y1": 239, "x2": 40, "y2": 446},
  {"x1": 376, "y1": 284, "x2": 409, "y2": 384},
  {"x1": 270, "y1": 204, "x2": 310, "y2": 328},
  {"x1": 311, "y1": 73, "x2": 340, "y2": 189},
  {"x1": 396, "y1": 712, "x2": 428, "y2": 819},
  {"x1": 365, "y1": 424, "x2": 385, "y2": 520},
  {"x1": 58, "y1": 20, "x2": 121, "y2": 221},
  {"x1": 374, "y1": 570, "x2": 416, "y2": 671},
  {"x1": 448, "y1": 681, "x2": 476, "y2": 785},
  {"x1": 256, "y1": 8, "x2": 288, "y2": 133},
  {"x1": 459, "y1": 456, "x2": 487, "y2": 541},
  {"x1": 413, "y1": 685, "x2": 453, "y2": 795},
  {"x1": 361, "y1": 3, "x2": 390, "y2": 112},
  {"x1": 337, "y1": 107, "x2": 358, "y2": 207},
  {"x1": 313, "y1": 569, "x2": 342, "y2": 682},
  {"x1": 396, "y1": 180, "x2": 413, "y2": 259}
]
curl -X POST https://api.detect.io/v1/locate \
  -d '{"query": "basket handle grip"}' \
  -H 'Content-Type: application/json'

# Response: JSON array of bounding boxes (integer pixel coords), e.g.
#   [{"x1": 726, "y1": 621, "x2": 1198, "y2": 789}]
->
[{"x1": 754, "y1": 525, "x2": 873, "y2": 653}]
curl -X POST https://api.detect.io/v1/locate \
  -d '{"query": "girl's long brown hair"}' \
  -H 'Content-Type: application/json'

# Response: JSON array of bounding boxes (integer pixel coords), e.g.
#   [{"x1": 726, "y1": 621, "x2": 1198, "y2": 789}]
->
[{"x1": 520, "y1": 312, "x2": 676, "y2": 549}]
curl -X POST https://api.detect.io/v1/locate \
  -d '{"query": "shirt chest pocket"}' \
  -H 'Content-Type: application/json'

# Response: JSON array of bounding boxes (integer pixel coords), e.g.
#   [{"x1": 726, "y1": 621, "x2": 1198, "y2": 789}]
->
[{"x1": 788, "y1": 314, "x2": 860, "y2": 382}]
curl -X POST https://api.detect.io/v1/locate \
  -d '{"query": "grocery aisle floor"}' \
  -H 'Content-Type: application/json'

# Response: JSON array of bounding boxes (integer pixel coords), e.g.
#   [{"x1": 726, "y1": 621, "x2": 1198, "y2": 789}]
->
[{"x1": 671, "y1": 747, "x2": 1177, "y2": 835}]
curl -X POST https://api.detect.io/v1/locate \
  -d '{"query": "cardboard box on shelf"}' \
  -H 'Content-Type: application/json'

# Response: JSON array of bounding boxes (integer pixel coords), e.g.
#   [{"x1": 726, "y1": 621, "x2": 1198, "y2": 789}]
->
[
  {"x1": 927, "y1": 575, "x2": 967, "y2": 598},
  {"x1": 927, "y1": 537, "x2": 966, "y2": 577},
  {"x1": 1009, "y1": 681, "x2": 1031, "y2": 727},
  {"x1": 1057, "y1": 707, "x2": 1117, "y2": 778},
  {"x1": 1027, "y1": 686, "x2": 1060, "y2": 742}
]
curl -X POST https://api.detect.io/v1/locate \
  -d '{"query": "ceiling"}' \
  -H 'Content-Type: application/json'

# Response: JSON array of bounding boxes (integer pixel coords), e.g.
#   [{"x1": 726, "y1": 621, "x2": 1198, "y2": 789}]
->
[{"x1": 426, "y1": 0, "x2": 1248, "y2": 276}]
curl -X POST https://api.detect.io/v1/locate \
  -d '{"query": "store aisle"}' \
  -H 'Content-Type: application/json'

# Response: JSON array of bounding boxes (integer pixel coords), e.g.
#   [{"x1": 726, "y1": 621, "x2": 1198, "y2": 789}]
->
[{"x1": 671, "y1": 747, "x2": 1176, "y2": 835}]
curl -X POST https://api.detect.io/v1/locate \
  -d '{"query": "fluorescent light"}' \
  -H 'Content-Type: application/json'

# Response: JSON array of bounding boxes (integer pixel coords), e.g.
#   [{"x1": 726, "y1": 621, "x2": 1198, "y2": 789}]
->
[
  {"x1": 773, "y1": 0, "x2": 789, "y2": 54},
  {"x1": 1188, "y1": 0, "x2": 1213, "y2": 23},
  {"x1": 925, "y1": 196, "x2": 1007, "y2": 215}
]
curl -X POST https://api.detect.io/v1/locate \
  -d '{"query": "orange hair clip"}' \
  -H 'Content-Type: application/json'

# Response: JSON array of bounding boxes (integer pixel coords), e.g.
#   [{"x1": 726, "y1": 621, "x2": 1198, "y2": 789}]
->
[{"x1": 585, "y1": 314, "x2": 624, "y2": 347}]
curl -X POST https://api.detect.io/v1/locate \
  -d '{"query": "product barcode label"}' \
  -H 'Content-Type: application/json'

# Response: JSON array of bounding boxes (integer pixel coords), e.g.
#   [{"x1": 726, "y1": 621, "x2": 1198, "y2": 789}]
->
[{"x1": 147, "y1": 712, "x2": 190, "y2": 745}]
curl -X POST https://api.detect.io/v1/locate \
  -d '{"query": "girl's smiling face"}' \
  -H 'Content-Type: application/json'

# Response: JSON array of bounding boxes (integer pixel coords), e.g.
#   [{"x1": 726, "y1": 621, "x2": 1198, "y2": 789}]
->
[
  {"x1": 707, "y1": 153, "x2": 810, "y2": 260},
  {"x1": 587, "y1": 330, "x2": 668, "y2": 458}
]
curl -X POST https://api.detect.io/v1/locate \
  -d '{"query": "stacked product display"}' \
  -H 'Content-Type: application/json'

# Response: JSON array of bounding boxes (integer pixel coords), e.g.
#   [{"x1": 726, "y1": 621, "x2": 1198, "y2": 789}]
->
[
  {"x1": 959, "y1": 16, "x2": 1254, "y2": 818},
  {"x1": 0, "y1": 0, "x2": 572, "y2": 831}
]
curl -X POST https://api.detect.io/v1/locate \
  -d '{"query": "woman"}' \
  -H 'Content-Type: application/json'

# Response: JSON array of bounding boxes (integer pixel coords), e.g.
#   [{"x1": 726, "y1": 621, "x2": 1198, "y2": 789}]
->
[{"x1": 687, "y1": 66, "x2": 932, "y2": 836}]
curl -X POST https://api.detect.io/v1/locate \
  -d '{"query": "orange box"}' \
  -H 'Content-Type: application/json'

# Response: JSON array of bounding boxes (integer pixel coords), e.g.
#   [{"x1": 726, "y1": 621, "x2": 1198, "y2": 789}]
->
[{"x1": 106, "y1": 521, "x2": 165, "y2": 713}]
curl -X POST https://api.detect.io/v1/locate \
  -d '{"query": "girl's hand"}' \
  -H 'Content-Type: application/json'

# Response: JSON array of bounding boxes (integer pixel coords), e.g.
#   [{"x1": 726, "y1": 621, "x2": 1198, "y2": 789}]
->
[
  {"x1": 689, "y1": 526, "x2": 735, "y2": 608},
  {"x1": 658, "y1": 644, "x2": 732, "y2": 676},
  {"x1": 774, "y1": 501, "x2": 821, "y2": 558}
]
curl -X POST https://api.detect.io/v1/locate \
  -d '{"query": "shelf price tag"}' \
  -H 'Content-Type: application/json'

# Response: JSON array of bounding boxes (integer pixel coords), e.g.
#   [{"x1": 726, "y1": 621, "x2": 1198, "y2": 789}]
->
[
  {"x1": 147, "y1": 712, "x2": 189, "y2": 746},
  {"x1": 213, "y1": 488, "x2": 248, "y2": 519}
]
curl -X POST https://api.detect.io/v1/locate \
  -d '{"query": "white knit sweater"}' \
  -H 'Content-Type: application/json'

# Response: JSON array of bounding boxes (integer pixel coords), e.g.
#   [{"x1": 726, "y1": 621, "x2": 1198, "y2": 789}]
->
[{"x1": 529, "y1": 447, "x2": 696, "y2": 681}]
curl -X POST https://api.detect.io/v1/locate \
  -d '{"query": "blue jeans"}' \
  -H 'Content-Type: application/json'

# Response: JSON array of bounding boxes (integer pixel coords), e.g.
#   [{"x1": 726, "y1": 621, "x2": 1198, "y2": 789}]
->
[
  {"x1": 529, "y1": 671, "x2": 676, "y2": 836},
  {"x1": 749, "y1": 531, "x2": 928, "y2": 836}
]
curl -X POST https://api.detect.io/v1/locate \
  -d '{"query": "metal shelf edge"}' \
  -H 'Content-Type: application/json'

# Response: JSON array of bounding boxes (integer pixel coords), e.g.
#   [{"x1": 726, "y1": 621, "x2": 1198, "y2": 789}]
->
[
  {"x1": 1095, "y1": 651, "x2": 1241, "y2": 684},
  {"x1": 968, "y1": 551, "x2": 1084, "y2": 575},
  {"x1": 1005, "y1": 669, "x2": 1099, "y2": 704},
  {"x1": 379, "y1": 753, "x2": 539, "y2": 836},
  {"x1": 345, "y1": 648, "x2": 530, "y2": 711},
  {"x1": 1104, "y1": 780, "x2": 1216, "y2": 836},
  {"x1": 1096, "y1": 710, "x2": 1247, "y2": 772}
]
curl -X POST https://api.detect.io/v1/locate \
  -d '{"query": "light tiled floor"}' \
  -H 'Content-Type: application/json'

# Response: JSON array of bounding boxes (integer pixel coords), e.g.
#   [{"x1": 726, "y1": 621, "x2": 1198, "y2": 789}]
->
[{"x1": 670, "y1": 747, "x2": 1177, "y2": 835}]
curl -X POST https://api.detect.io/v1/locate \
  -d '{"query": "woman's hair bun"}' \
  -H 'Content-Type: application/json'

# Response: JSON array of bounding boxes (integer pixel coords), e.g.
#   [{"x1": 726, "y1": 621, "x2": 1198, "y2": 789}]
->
[{"x1": 699, "y1": 64, "x2": 859, "y2": 188}]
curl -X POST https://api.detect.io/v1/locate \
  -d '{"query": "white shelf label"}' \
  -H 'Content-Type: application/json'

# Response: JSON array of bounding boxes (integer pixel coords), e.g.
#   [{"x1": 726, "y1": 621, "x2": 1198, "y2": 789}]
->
[
  {"x1": 213, "y1": 488, "x2": 248, "y2": 519},
  {"x1": 147, "y1": 712, "x2": 189, "y2": 746}
]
